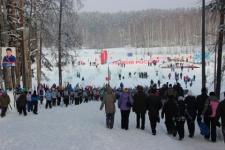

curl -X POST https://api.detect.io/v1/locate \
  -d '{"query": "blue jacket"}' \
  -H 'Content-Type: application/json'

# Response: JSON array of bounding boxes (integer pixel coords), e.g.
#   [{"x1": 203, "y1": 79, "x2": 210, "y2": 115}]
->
[
  {"x1": 45, "y1": 91, "x2": 52, "y2": 101},
  {"x1": 118, "y1": 93, "x2": 133, "y2": 111},
  {"x1": 2, "y1": 55, "x2": 16, "y2": 68}
]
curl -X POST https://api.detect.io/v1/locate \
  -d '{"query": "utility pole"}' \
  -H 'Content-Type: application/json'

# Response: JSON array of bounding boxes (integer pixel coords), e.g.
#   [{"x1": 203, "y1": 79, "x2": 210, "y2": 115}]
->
[
  {"x1": 202, "y1": 0, "x2": 206, "y2": 89},
  {"x1": 58, "y1": 0, "x2": 63, "y2": 87},
  {"x1": 216, "y1": 0, "x2": 225, "y2": 99}
]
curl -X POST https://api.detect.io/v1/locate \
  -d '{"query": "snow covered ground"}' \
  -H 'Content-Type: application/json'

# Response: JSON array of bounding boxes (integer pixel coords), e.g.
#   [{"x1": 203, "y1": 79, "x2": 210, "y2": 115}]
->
[
  {"x1": 1, "y1": 46, "x2": 223, "y2": 150},
  {"x1": 0, "y1": 98, "x2": 224, "y2": 150},
  {"x1": 39, "y1": 46, "x2": 224, "y2": 96}
]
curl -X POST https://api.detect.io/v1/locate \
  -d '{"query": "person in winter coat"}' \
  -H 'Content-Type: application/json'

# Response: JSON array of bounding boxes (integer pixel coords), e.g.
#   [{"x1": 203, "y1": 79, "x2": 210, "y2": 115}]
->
[
  {"x1": 17, "y1": 91, "x2": 27, "y2": 116},
  {"x1": 57, "y1": 88, "x2": 62, "y2": 106},
  {"x1": 184, "y1": 91, "x2": 197, "y2": 138},
  {"x1": 100, "y1": 87, "x2": 116, "y2": 129},
  {"x1": 51, "y1": 88, "x2": 57, "y2": 106},
  {"x1": 161, "y1": 95, "x2": 178, "y2": 135},
  {"x1": 118, "y1": 88, "x2": 133, "y2": 130},
  {"x1": 196, "y1": 87, "x2": 208, "y2": 122},
  {"x1": 216, "y1": 92, "x2": 225, "y2": 143},
  {"x1": 165, "y1": 84, "x2": 177, "y2": 98},
  {"x1": 0, "y1": 91, "x2": 10, "y2": 117},
  {"x1": 202, "y1": 92, "x2": 219, "y2": 142},
  {"x1": 133, "y1": 86, "x2": 147, "y2": 130},
  {"x1": 175, "y1": 83, "x2": 184, "y2": 97},
  {"x1": 31, "y1": 90, "x2": 39, "y2": 114},
  {"x1": 39, "y1": 88, "x2": 44, "y2": 104},
  {"x1": 45, "y1": 89, "x2": 52, "y2": 109},
  {"x1": 146, "y1": 88, "x2": 162, "y2": 135},
  {"x1": 174, "y1": 96, "x2": 191, "y2": 140},
  {"x1": 63, "y1": 88, "x2": 70, "y2": 107},
  {"x1": 27, "y1": 91, "x2": 32, "y2": 112}
]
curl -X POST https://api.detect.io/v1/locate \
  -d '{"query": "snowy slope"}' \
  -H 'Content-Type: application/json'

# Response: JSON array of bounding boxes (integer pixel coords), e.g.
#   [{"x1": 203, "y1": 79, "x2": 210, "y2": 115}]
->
[
  {"x1": 0, "y1": 98, "x2": 224, "y2": 150},
  {"x1": 37, "y1": 46, "x2": 224, "y2": 96}
]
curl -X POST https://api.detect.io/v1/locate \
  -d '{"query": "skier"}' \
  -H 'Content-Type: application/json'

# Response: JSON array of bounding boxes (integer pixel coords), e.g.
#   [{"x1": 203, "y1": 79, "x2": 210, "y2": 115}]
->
[
  {"x1": 118, "y1": 88, "x2": 133, "y2": 130},
  {"x1": 133, "y1": 86, "x2": 147, "y2": 130},
  {"x1": 100, "y1": 86, "x2": 116, "y2": 129}
]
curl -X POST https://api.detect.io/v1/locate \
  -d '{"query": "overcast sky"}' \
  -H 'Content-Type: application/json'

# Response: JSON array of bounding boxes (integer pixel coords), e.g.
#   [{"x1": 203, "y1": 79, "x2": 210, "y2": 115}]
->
[{"x1": 81, "y1": 0, "x2": 206, "y2": 13}]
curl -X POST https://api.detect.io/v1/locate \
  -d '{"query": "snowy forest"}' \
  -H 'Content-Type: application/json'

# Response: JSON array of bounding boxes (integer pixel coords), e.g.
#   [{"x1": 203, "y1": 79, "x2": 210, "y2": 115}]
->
[
  {"x1": 79, "y1": 9, "x2": 218, "y2": 49},
  {"x1": 0, "y1": 0, "x2": 224, "y2": 96}
]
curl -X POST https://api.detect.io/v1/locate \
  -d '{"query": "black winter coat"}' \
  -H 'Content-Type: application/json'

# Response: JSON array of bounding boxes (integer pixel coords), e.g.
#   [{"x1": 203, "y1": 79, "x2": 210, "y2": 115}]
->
[
  {"x1": 216, "y1": 100, "x2": 225, "y2": 127},
  {"x1": 17, "y1": 94, "x2": 27, "y2": 107},
  {"x1": 184, "y1": 96, "x2": 197, "y2": 118},
  {"x1": 133, "y1": 91, "x2": 147, "y2": 113},
  {"x1": 196, "y1": 94, "x2": 208, "y2": 116},
  {"x1": 176, "y1": 100, "x2": 188, "y2": 122},
  {"x1": 162, "y1": 98, "x2": 178, "y2": 120},
  {"x1": 146, "y1": 93, "x2": 162, "y2": 117}
]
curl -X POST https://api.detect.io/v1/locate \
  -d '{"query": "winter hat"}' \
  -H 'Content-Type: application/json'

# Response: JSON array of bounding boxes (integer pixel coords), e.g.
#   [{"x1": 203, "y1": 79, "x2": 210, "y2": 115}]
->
[{"x1": 124, "y1": 88, "x2": 129, "y2": 93}]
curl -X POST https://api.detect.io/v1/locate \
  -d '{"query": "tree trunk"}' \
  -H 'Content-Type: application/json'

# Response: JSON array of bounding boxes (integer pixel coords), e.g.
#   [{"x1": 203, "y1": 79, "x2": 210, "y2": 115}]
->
[
  {"x1": 216, "y1": 2, "x2": 225, "y2": 99},
  {"x1": 58, "y1": 0, "x2": 63, "y2": 87},
  {"x1": 202, "y1": 0, "x2": 206, "y2": 89},
  {"x1": 19, "y1": 0, "x2": 27, "y2": 89}
]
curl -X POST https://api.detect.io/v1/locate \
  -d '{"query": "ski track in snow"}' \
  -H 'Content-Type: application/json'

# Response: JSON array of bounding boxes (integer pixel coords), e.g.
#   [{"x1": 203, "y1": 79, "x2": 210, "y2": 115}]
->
[{"x1": 0, "y1": 99, "x2": 224, "y2": 150}]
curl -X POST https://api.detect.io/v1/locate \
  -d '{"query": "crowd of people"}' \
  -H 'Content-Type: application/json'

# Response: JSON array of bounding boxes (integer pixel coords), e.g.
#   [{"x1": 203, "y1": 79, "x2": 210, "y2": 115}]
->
[
  {"x1": 0, "y1": 81, "x2": 224, "y2": 143},
  {"x1": 100, "y1": 83, "x2": 225, "y2": 143}
]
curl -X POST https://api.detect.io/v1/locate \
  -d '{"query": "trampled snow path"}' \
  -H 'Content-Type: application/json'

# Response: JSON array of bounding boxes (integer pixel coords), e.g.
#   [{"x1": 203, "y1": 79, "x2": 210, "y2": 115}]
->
[{"x1": 0, "y1": 100, "x2": 224, "y2": 150}]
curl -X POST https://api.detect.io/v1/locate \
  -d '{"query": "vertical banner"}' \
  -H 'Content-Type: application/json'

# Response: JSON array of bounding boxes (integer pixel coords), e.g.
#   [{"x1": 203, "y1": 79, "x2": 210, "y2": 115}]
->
[{"x1": 100, "y1": 49, "x2": 108, "y2": 65}]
